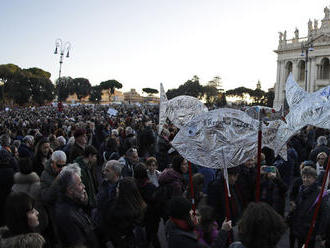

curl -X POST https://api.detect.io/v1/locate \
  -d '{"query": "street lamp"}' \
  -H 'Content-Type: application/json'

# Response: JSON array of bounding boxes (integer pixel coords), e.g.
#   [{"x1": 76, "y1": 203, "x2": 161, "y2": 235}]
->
[
  {"x1": 300, "y1": 34, "x2": 323, "y2": 91},
  {"x1": 54, "y1": 39, "x2": 71, "y2": 79}
]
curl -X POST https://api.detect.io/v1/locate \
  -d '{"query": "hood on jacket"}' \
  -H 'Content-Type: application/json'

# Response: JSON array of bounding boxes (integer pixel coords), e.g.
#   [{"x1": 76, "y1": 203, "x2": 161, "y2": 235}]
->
[
  {"x1": 159, "y1": 168, "x2": 183, "y2": 185},
  {"x1": 14, "y1": 172, "x2": 40, "y2": 185},
  {"x1": 0, "y1": 226, "x2": 45, "y2": 248}
]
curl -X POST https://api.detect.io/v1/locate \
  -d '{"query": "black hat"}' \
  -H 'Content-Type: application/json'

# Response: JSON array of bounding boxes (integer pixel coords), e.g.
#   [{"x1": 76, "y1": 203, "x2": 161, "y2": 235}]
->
[{"x1": 169, "y1": 196, "x2": 192, "y2": 220}]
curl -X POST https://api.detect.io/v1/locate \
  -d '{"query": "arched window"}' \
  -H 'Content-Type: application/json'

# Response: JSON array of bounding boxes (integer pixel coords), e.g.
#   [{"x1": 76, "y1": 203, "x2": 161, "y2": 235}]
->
[
  {"x1": 298, "y1": 60, "x2": 305, "y2": 81},
  {"x1": 285, "y1": 61, "x2": 293, "y2": 80},
  {"x1": 319, "y1": 58, "x2": 330, "y2": 79}
]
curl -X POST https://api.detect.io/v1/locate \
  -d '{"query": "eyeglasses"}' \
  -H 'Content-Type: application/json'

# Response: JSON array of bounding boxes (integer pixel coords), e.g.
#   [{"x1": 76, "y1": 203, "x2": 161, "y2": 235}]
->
[{"x1": 56, "y1": 163, "x2": 66, "y2": 168}]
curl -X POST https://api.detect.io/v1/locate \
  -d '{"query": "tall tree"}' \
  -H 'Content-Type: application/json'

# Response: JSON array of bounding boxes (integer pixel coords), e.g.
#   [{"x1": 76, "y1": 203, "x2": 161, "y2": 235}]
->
[
  {"x1": 100, "y1": 79, "x2": 123, "y2": 101},
  {"x1": 72, "y1": 77, "x2": 91, "y2": 100},
  {"x1": 30, "y1": 77, "x2": 55, "y2": 105},
  {"x1": 56, "y1": 77, "x2": 74, "y2": 102},
  {"x1": 89, "y1": 85, "x2": 102, "y2": 103},
  {"x1": 166, "y1": 76, "x2": 204, "y2": 100},
  {"x1": 142, "y1": 88, "x2": 159, "y2": 96}
]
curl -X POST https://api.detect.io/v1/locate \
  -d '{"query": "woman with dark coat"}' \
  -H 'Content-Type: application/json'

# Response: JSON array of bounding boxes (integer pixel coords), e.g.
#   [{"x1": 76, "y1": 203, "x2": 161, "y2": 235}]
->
[
  {"x1": 259, "y1": 166, "x2": 288, "y2": 216},
  {"x1": 290, "y1": 166, "x2": 327, "y2": 248},
  {"x1": 0, "y1": 192, "x2": 45, "y2": 247},
  {"x1": 32, "y1": 137, "x2": 52, "y2": 176},
  {"x1": 106, "y1": 177, "x2": 147, "y2": 248},
  {"x1": 158, "y1": 154, "x2": 187, "y2": 197},
  {"x1": 134, "y1": 164, "x2": 161, "y2": 248}
]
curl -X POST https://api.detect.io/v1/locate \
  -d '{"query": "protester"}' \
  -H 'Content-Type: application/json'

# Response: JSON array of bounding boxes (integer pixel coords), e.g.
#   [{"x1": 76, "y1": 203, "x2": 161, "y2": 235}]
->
[
  {"x1": 290, "y1": 166, "x2": 327, "y2": 248},
  {"x1": 207, "y1": 167, "x2": 244, "y2": 226},
  {"x1": 105, "y1": 177, "x2": 146, "y2": 247},
  {"x1": 74, "y1": 145, "x2": 98, "y2": 209},
  {"x1": 146, "y1": 156, "x2": 161, "y2": 187},
  {"x1": 54, "y1": 169, "x2": 99, "y2": 247},
  {"x1": 309, "y1": 136, "x2": 330, "y2": 163},
  {"x1": 69, "y1": 128, "x2": 87, "y2": 162},
  {"x1": 119, "y1": 147, "x2": 139, "y2": 177},
  {"x1": 134, "y1": 163, "x2": 161, "y2": 248},
  {"x1": 32, "y1": 137, "x2": 52, "y2": 176},
  {"x1": 40, "y1": 150, "x2": 67, "y2": 205},
  {"x1": 0, "y1": 192, "x2": 45, "y2": 247},
  {"x1": 18, "y1": 135, "x2": 34, "y2": 158},
  {"x1": 12, "y1": 157, "x2": 40, "y2": 200},
  {"x1": 229, "y1": 202, "x2": 287, "y2": 248}
]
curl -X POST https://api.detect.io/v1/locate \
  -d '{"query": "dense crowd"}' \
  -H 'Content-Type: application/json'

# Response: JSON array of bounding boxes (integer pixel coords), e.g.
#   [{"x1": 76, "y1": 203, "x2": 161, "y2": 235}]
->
[{"x1": 0, "y1": 104, "x2": 330, "y2": 248}]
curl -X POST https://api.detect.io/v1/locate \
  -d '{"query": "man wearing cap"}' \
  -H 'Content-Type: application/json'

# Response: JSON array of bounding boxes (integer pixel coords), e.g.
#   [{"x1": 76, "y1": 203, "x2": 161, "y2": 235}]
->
[{"x1": 69, "y1": 128, "x2": 87, "y2": 163}]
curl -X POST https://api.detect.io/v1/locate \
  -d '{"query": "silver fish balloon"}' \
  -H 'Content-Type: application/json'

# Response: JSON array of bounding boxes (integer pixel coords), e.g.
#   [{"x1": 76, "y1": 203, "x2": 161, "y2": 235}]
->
[
  {"x1": 172, "y1": 108, "x2": 286, "y2": 169},
  {"x1": 158, "y1": 83, "x2": 208, "y2": 134},
  {"x1": 275, "y1": 73, "x2": 330, "y2": 155}
]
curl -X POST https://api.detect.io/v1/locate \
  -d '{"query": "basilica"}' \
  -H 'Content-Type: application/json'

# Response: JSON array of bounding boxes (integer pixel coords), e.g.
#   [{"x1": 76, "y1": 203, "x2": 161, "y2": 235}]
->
[{"x1": 273, "y1": 6, "x2": 330, "y2": 109}]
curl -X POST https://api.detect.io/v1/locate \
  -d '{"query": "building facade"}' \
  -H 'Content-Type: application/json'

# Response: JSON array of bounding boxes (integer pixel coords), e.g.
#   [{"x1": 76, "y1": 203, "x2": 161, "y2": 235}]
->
[{"x1": 273, "y1": 6, "x2": 330, "y2": 109}]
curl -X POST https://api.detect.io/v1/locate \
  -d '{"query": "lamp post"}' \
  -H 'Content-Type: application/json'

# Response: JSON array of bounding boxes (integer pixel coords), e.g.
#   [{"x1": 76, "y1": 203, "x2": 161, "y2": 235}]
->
[
  {"x1": 300, "y1": 42, "x2": 314, "y2": 91},
  {"x1": 54, "y1": 39, "x2": 71, "y2": 79},
  {"x1": 300, "y1": 34, "x2": 324, "y2": 91}
]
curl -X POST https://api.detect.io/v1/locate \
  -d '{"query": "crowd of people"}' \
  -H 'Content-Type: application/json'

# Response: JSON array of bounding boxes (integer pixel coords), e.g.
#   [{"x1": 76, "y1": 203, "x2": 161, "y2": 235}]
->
[{"x1": 0, "y1": 104, "x2": 329, "y2": 248}]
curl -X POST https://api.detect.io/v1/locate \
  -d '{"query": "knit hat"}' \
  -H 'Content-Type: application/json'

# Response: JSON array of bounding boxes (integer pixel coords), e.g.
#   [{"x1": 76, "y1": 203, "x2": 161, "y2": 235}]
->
[
  {"x1": 169, "y1": 196, "x2": 192, "y2": 220},
  {"x1": 74, "y1": 128, "x2": 86, "y2": 138}
]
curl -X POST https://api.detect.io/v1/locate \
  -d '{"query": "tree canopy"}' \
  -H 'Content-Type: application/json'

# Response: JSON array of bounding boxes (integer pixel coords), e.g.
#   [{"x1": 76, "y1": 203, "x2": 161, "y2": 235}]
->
[
  {"x1": 89, "y1": 85, "x2": 102, "y2": 103},
  {"x1": 0, "y1": 64, "x2": 55, "y2": 105},
  {"x1": 72, "y1": 77, "x2": 91, "y2": 100},
  {"x1": 142, "y1": 88, "x2": 159, "y2": 95}
]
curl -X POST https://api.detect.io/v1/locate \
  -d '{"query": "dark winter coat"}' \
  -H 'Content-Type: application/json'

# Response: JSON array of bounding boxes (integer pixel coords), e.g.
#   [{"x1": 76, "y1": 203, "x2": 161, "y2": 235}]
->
[
  {"x1": 158, "y1": 168, "x2": 185, "y2": 196},
  {"x1": 40, "y1": 160, "x2": 58, "y2": 205},
  {"x1": 18, "y1": 143, "x2": 34, "y2": 158},
  {"x1": 0, "y1": 163, "x2": 14, "y2": 226},
  {"x1": 74, "y1": 156, "x2": 98, "y2": 208},
  {"x1": 156, "y1": 135, "x2": 171, "y2": 171},
  {"x1": 54, "y1": 195, "x2": 99, "y2": 248},
  {"x1": 207, "y1": 176, "x2": 244, "y2": 226},
  {"x1": 0, "y1": 226, "x2": 45, "y2": 248},
  {"x1": 260, "y1": 176, "x2": 288, "y2": 216},
  {"x1": 12, "y1": 172, "x2": 40, "y2": 200},
  {"x1": 236, "y1": 165, "x2": 256, "y2": 208},
  {"x1": 291, "y1": 182, "x2": 327, "y2": 241},
  {"x1": 69, "y1": 142, "x2": 85, "y2": 162},
  {"x1": 165, "y1": 219, "x2": 206, "y2": 248}
]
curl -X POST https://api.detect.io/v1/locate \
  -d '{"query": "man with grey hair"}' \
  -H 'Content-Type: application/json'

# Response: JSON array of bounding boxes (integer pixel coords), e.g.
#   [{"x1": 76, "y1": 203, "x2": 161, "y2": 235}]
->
[
  {"x1": 54, "y1": 169, "x2": 99, "y2": 247},
  {"x1": 18, "y1": 135, "x2": 34, "y2": 158},
  {"x1": 94, "y1": 160, "x2": 121, "y2": 227},
  {"x1": 309, "y1": 136, "x2": 330, "y2": 163},
  {"x1": 40, "y1": 150, "x2": 67, "y2": 205}
]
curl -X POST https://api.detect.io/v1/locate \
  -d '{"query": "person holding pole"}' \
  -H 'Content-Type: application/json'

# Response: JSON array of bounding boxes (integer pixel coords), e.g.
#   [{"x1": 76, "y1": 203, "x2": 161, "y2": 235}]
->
[{"x1": 290, "y1": 166, "x2": 327, "y2": 248}]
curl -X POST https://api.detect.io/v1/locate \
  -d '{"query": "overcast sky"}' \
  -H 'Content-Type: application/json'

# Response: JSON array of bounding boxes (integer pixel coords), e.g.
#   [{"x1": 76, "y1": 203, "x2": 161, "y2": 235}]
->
[{"x1": 1, "y1": 0, "x2": 329, "y2": 94}]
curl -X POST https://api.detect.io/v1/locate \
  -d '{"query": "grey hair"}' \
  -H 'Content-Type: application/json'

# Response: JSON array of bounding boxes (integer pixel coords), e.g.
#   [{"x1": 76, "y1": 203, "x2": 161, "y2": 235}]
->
[
  {"x1": 111, "y1": 129, "x2": 119, "y2": 136},
  {"x1": 61, "y1": 163, "x2": 81, "y2": 177},
  {"x1": 317, "y1": 136, "x2": 328, "y2": 146},
  {"x1": 51, "y1": 150, "x2": 67, "y2": 163},
  {"x1": 57, "y1": 136, "x2": 67, "y2": 146},
  {"x1": 67, "y1": 136, "x2": 75, "y2": 145},
  {"x1": 125, "y1": 126, "x2": 133, "y2": 136},
  {"x1": 104, "y1": 160, "x2": 122, "y2": 176},
  {"x1": 56, "y1": 169, "x2": 77, "y2": 194},
  {"x1": 23, "y1": 135, "x2": 34, "y2": 144}
]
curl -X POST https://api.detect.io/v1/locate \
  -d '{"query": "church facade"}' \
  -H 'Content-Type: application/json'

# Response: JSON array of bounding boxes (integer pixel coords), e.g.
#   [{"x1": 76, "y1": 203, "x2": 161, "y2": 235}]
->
[{"x1": 273, "y1": 7, "x2": 330, "y2": 109}]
